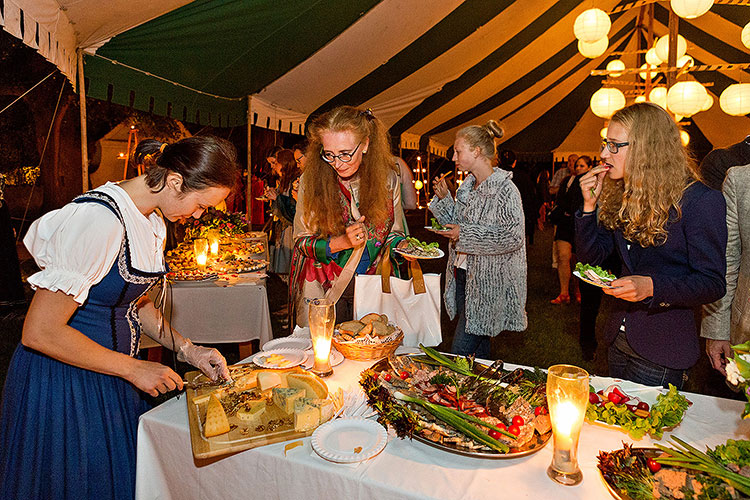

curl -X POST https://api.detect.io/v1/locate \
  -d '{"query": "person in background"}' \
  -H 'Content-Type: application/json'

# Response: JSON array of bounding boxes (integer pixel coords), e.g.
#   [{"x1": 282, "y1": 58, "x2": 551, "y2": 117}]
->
[
  {"x1": 535, "y1": 168, "x2": 552, "y2": 230},
  {"x1": 577, "y1": 103, "x2": 726, "y2": 389},
  {"x1": 499, "y1": 148, "x2": 537, "y2": 245},
  {"x1": 0, "y1": 136, "x2": 236, "y2": 499},
  {"x1": 549, "y1": 154, "x2": 578, "y2": 270},
  {"x1": 265, "y1": 145, "x2": 283, "y2": 175},
  {"x1": 550, "y1": 155, "x2": 592, "y2": 304},
  {"x1": 265, "y1": 149, "x2": 301, "y2": 284},
  {"x1": 699, "y1": 135, "x2": 750, "y2": 191},
  {"x1": 292, "y1": 141, "x2": 308, "y2": 172},
  {"x1": 291, "y1": 106, "x2": 409, "y2": 326},
  {"x1": 702, "y1": 164, "x2": 750, "y2": 375},
  {"x1": 431, "y1": 121, "x2": 527, "y2": 358}
]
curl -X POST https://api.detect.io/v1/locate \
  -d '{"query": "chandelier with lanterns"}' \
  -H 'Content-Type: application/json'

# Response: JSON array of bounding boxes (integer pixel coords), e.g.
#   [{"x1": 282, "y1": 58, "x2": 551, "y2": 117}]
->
[{"x1": 575, "y1": 0, "x2": 750, "y2": 143}]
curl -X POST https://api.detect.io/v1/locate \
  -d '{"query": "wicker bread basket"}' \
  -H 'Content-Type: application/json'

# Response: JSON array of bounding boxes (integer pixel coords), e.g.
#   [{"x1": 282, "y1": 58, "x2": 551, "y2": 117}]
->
[{"x1": 332, "y1": 331, "x2": 404, "y2": 361}]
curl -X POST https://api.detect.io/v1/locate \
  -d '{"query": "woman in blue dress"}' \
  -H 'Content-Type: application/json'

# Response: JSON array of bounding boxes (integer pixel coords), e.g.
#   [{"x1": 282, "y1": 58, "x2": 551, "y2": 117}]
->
[{"x1": 0, "y1": 136, "x2": 238, "y2": 499}]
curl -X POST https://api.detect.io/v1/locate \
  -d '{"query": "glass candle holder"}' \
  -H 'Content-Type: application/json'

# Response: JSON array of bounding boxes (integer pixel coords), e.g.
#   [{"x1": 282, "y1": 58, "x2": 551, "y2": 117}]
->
[
  {"x1": 193, "y1": 238, "x2": 209, "y2": 270},
  {"x1": 207, "y1": 229, "x2": 220, "y2": 257},
  {"x1": 308, "y1": 298, "x2": 335, "y2": 377},
  {"x1": 546, "y1": 364, "x2": 589, "y2": 486}
]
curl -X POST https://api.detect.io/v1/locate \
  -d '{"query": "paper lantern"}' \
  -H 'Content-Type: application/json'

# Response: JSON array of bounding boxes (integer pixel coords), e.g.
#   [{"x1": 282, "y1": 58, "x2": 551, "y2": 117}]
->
[
  {"x1": 639, "y1": 63, "x2": 659, "y2": 81},
  {"x1": 574, "y1": 9, "x2": 611, "y2": 43},
  {"x1": 645, "y1": 48, "x2": 663, "y2": 66},
  {"x1": 414, "y1": 180, "x2": 423, "y2": 190},
  {"x1": 674, "y1": 114, "x2": 684, "y2": 122},
  {"x1": 670, "y1": 0, "x2": 713, "y2": 19},
  {"x1": 654, "y1": 35, "x2": 687, "y2": 63},
  {"x1": 590, "y1": 88, "x2": 626, "y2": 118},
  {"x1": 676, "y1": 55, "x2": 694, "y2": 69},
  {"x1": 701, "y1": 93, "x2": 713, "y2": 111},
  {"x1": 606, "y1": 59, "x2": 626, "y2": 77},
  {"x1": 680, "y1": 130, "x2": 690, "y2": 146},
  {"x1": 720, "y1": 84, "x2": 750, "y2": 116},
  {"x1": 634, "y1": 95, "x2": 647, "y2": 103},
  {"x1": 648, "y1": 87, "x2": 668, "y2": 110},
  {"x1": 578, "y1": 37, "x2": 608, "y2": 58},
  {"x1": 600, "y1": 127, "x2": 608, "y2": 138},
  {"x1": 742, "y1": 22, "x2": 750, "y2": 50},
  {"x1": 667, "y1": 81, "x2": 708, "y2": 117}
]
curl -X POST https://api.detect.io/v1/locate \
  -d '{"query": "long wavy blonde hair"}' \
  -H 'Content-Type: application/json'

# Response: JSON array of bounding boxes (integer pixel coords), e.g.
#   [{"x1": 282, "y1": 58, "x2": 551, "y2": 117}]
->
[
  {"x1": 301, "y1": 106, "x2": 395, "y2": 237},
  {"x1": 598, "y1": 102, "x2": 699, "y2": 247}
]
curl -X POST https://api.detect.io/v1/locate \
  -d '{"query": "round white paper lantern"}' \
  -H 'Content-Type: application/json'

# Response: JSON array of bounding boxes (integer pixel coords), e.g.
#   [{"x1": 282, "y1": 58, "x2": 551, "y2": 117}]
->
[
  {"x1": 677, "y1": 55, "x2": 694, "y2": 69},
  {"x1": 634, "y1": 95, "x2": 647, "y2": 103},
  {"x1": 680, "y1": 130, "x2": 690, "y2": 146},
  {"x1": 674, "y1": 114, "x2": 685, "y2": 122},
  {"x1": 648, "y1": 87, "x2": 668, "y2": 109},
  {"x1": 667, "y1": 81, "x2": 708, "y2": 117},
  {"x1": 701, "y1": 93, "x2": 713, "y2": 111},
  {"x1": 720, "y1": 84, "x2": 750, "y2": 116},
  {"x1": 578, "y1": 37, "x2": 608, "y2": 58},
  {"x1": 600, "y1": 127, "x2": 608, "y2": 139},
  {"x1": 670, "y1": 0, "x2": 713, "y2": 19},
  {"x1": 655, "y1": 35, "x2": 688, "y2": 63},
  {"x1": 590, "y1": 88, "x2": 626, "y2": 118},
  {"x1": 645, "y1": 48, "x2": 663, "y2": 66},
  {"x1": 574, "y1": 9, "x2": 611, "y2": 43},
  {"x1": 639, "y1": 63, "x2": 659, "y2": 81},
  {"x1": 742, "y1": 22, "x2": 750, "y2": 50},
  {"x1": 606, "y1": 59, "x2": 626, "y2": 77}
]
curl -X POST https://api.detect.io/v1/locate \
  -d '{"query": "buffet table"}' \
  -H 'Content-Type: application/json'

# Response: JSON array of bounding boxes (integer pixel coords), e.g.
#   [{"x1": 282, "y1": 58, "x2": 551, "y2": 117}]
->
[{"x1": 135, "y1": 358, "x2": 750, "y2": 500}]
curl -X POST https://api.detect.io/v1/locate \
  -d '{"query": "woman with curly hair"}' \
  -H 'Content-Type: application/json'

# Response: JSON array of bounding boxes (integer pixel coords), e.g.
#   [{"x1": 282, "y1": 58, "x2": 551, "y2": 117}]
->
[
  {"x1": 577, "y1": 102, "x2": 727, "y2": 388},
  {"x1": 291, "y1": 106, "x2": 408, "y2": 326}
]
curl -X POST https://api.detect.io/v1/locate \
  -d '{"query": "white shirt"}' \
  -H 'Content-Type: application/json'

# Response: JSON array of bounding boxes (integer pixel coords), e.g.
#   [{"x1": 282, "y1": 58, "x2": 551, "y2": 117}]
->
[{"x1": 24, "y1": 182, "x2": 166, "y2": 304}]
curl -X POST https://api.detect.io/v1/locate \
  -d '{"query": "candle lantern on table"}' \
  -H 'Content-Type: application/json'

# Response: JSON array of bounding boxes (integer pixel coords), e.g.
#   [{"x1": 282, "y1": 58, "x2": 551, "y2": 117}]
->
[
  {"x1": 207, "y1": 229, "x2": 220, "y2": 257},
  {"x1": 308, "y1": 298, "x2": 335, "y2": 377},
  {"x1": 193, "y1": 238, "x2": 209, "y2": 270},
  {"x1": 546, "y1": 364, "x2": 589, "y2": 486}
]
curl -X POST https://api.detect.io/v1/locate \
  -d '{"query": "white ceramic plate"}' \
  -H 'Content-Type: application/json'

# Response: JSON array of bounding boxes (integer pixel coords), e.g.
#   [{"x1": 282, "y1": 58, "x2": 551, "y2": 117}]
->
[
  {"x1": 262, "y1": 337, "x2": 313, "y2": 351},
  {"x1": 573, "y1": 270, "x2": 614, "y2": 289},
  {"x1": 424, "y1": 226, "x2": 451, "y2": 233},
  {"x1": 251, "y1": 348, "x2": 305, "y2": 369},
  {"x1": 302, "y1": 348, "x2": 344, "y2": 370},
  {"x1": 311, "y1": 417, "x2": 388, "y2": 464},
  {"x1": 394, "y1": 247, "x2": 445, "y2": 260}
]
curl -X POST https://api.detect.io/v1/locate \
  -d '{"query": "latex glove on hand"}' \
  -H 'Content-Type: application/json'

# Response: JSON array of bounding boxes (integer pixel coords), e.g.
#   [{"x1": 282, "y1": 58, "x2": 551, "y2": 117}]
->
[{"x1": 178, "y1": 339, "x2": 232, "y2": 382}]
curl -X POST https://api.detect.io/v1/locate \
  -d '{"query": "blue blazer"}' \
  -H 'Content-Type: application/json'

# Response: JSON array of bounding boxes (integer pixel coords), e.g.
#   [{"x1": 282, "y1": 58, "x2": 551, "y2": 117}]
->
[{"x1": 575, "y1": 181, "x2": 727, "y2": 370}]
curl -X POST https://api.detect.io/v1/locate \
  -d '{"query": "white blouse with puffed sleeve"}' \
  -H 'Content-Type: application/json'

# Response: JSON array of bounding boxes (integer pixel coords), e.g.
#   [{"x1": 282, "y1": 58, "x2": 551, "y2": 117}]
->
[{"x1": 24, "y1": 182, "x2": 166, "y2": 305}]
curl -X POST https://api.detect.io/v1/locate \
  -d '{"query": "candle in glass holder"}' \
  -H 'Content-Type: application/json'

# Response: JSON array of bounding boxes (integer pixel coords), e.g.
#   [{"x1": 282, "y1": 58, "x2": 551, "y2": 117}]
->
[
  {"x1": 308, "y1": 298, "x2": 335, "y2": 377},
  {"x1": 546, "y1": 364, "x2": 589, "y2": 486},
  {"x1": 208, "y1": 230, "x2": 220, "y2": 257},
  {"x1": 193, "y1": 238, "x2": 209, "y2": 269}
]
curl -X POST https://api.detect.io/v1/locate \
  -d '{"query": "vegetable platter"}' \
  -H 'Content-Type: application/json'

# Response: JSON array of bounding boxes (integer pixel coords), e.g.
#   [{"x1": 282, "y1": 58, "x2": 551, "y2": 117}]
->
[{"x1": 360, "y1": 346, "x2": 552, "y2": 458}]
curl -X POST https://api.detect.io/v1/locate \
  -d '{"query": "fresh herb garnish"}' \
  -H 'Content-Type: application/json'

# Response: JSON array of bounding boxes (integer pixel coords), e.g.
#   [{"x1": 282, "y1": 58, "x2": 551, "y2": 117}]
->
[{"x1": 575, "y1": 262, "x2": 617, "y2": 280}]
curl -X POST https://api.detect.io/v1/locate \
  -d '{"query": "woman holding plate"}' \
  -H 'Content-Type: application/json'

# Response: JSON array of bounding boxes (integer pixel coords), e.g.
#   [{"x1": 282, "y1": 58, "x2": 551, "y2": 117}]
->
[
  {"x1": 577, "y1": 102, "x2": 727, "y2": 388},
  {"x1": 431, "y1": 121, "x2": 527, "y2": 358},
  {"x1": 291, "y1": 106, "x2": 409, "y2": 326}
]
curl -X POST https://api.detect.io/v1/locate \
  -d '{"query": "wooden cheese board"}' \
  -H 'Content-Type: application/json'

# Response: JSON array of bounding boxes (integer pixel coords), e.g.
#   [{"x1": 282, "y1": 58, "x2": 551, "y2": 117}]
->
[{"x1": 185, "y1": 363, "x2": 335, "y2": 459}]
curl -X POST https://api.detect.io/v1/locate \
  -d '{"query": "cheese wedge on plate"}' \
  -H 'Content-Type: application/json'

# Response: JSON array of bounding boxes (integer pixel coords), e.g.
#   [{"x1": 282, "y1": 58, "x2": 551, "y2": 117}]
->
[
  {"x1": 204, "y1": 394, "x2": 230, "y2": 437},
  {"x1": 287, "y1": 373, "x2": 328, "y2": 399}
]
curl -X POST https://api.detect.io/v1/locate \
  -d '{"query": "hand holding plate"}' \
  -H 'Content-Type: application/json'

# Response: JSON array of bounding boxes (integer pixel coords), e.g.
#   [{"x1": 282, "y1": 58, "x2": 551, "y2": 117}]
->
[{"x1": 603, "y1": 275, "x2": 653, "y2": 302}]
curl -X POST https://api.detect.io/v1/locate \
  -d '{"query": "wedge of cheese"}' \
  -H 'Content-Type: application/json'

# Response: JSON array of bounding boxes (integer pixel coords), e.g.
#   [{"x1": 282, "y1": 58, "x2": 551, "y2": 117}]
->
[
  {"x1": 272, "y1": 387, "x2": 304, "y2": 414},
  {"x1": 204, "y1": 394, "x2": 230, "y2": 437},
  {"x1": 293, "y1": 398, "x2": 321, "y2": 432},
  {"x1": 313, "y1": 398, "x2": 334, "y2": 423},
  {"x1": 287, "y1": 373, "x2": 328, "y2": 399},
  {"x1": 237, "y1": 402, "x2": 266, "y2": 426},
  {"x1": 257, "y1": 371, "x2": 284, "y2": 391}
]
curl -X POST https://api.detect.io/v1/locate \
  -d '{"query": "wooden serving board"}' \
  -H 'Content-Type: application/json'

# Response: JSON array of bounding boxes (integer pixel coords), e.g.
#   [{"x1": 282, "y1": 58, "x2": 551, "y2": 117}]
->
[{"x1": 185, "y1": 364, "x2": 317, "y2": 459}]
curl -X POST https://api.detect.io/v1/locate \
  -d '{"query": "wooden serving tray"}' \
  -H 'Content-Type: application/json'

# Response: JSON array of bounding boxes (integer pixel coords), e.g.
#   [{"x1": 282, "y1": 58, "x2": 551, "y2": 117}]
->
[{"x1": 185, "y1": 364, "x2": 317, "y2": 459}]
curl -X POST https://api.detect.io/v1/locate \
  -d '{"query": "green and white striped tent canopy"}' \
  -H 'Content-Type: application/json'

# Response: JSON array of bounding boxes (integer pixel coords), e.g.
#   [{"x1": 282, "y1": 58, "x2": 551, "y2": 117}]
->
[{"x1": 3, "y1": 0, "x2": 748, "y2": 157}]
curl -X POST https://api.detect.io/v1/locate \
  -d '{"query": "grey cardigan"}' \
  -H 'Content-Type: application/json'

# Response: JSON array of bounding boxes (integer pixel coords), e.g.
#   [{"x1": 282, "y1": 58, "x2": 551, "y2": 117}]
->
[{"x1": 430, "y1": 168, "x2": 528, "y2": 336}]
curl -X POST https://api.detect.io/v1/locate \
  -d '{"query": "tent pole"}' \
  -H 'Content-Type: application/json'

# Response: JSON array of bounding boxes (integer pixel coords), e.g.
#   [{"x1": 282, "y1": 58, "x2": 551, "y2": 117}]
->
[
  {"x1": 246, "y1": 96, "x2": 253, "y2": 223},
  {"x1": 77, "y1": 48, "x2": 89, "y2": 193}
]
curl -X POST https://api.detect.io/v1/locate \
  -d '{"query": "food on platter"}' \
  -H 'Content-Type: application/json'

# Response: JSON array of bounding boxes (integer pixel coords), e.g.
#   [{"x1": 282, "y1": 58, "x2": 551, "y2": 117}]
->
[
  {"x1": 598, "y1": 439, "x2": 750, "y2": 499},
  {"x1": 396, "y1": 237, "x2": 443, "y2": 259},
  {"x1": 204, "y1": 394, "x2": 231, "y2": 437},
  {"x1": 214, "y1": 258, "x2": 267, "y2": 274},
  {"x1": 724, "y1": 342, "x2": 750, "y2": 419},
  {"x1": 166, "y1": 269, "x2": 218, "y2": 281},
  {"x1": 252, "y1": 348, "x2": 306, "y2": 369},
  {"x1": 574, "y1": 262, "x2": 617, "y2": 288},
  {"x1": 335, "y1": 315, "x2": 399, "y2": 344},
  {"x1": 165, "y1": 239, "x2": 266, "y2": 275},
  {"x1": 426, "y1": 218, "x2": 450, "y2": 232},
  {"x1": 360, "y1": 346, "x2": 552, "y2": 457},
  {"x1": 287, "y1": 373, "x2": 329, "y2": 399},
  {"x1": 586, "y1": 384, "x2": 690, "y2": 439}
]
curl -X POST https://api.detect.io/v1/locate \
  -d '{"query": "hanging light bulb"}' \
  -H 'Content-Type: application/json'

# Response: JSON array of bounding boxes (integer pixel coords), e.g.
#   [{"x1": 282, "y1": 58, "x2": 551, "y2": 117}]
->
[
  {"x1": 574, "y1": 9, "x2": 611, "y2": 43},
  {"x1": 720, "y1": 84, "x2": 750, "y2": 116},
  {"x1": 648, "y1": 87, "x2": 668, "y2": 110},
  {"x1": 634, "y1": 95, "x2": 647, "y2": 103},
  {"x1": 414, "y1": 180, "x2": 424, "y2": 190},
  {"x1": 645, "y1": 48, "x2": 663, "y2": 66},
  {"x1": 655, "y1": 35, "x2": 688, "y2": 63},
  {"x1": 680, "y1": 130, "x2": 691, "y2": 146},
  {"x1": 742, "y1": 22, "x2": 750, "y2": 50},
  {"x1": 578, "y1": 37, "x2": 608, "y2": 58},
  {"x1": 670, "y1": 0, "x2": 714, "y2": 19},
  {"x1": 676, "y1": 54, "x2": 694, "y2": 69},
  {"x1": 667, "y1": 81, "x2": 708, "y2": 117},
  {"x1": 606, "y1": 59, "x2": 626, "y2": 77},
  {"x1": 701, "y1": 93, "x2": 714, "y2": 111},
  {"x1": 590, "y1": 88, "x2": 626, "y2": 118},
  {"x1": 639, "y1": 63, "x2": 659, "y2": 81}
]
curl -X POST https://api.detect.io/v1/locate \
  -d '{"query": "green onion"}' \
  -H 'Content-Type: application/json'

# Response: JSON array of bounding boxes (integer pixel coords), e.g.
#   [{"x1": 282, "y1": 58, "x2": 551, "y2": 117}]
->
[{"x1": 419, "y1": 344, "x2": 475, "y2": 377}]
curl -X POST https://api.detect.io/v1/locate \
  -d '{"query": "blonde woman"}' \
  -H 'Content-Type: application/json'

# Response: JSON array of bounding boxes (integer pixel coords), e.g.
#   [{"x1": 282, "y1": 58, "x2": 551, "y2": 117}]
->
[
  {"x1": 291, "y1": 106, "x2": 408, "y2": 325},
  {"x1": 431, "y1": 121, "x2": 527, "y2": 358},
  {"x1": 577, "y1": 102, "x2": 727, "y2": 388}
]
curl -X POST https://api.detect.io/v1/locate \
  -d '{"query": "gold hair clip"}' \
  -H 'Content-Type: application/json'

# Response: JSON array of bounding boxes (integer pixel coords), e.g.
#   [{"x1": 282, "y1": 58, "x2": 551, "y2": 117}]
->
[{"x1": 159, "y1": 143, "x2": 168, "y2": 153}]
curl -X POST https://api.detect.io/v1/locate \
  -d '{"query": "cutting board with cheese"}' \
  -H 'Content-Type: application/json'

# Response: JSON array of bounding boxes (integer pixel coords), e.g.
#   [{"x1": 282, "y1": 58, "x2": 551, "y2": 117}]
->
[{"x1": 185, "y1": 363, "x2": 341, "y2": 459}]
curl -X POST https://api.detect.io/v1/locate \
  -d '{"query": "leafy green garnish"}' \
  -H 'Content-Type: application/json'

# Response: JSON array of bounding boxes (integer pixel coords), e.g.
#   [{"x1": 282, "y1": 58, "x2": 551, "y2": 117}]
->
[
  {"x1": 710, "y1": 439, "x2": 750, "y2": 469},
  {"x1": 575, "y1": 262, "x2": 617, "y2": 280},
  {"x1": 430, "y1": 218, "x2": 446, "y2": 230}
]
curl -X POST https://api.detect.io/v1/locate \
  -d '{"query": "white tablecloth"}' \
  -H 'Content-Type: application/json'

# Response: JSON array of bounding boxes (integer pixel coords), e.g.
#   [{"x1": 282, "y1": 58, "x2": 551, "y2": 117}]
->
[
  {"x1": 136, "y1": 359, "x2": 750, "y2": 500},
  {"x1": 161, "y1": 275, "x2": 272, "y2": 345}
]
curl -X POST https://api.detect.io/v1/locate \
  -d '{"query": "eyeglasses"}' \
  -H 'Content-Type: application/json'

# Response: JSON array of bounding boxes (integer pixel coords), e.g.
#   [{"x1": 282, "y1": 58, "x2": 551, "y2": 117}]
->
[
  {"x1": 321, "y1": 142, "x2": 361, "y2": 164},
  {"x1": 294, "y1": 155, "x2": 304, "y2": 165},
  {"x1": 601, "y1": 139, "x2": 630, "y2": 154}
]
